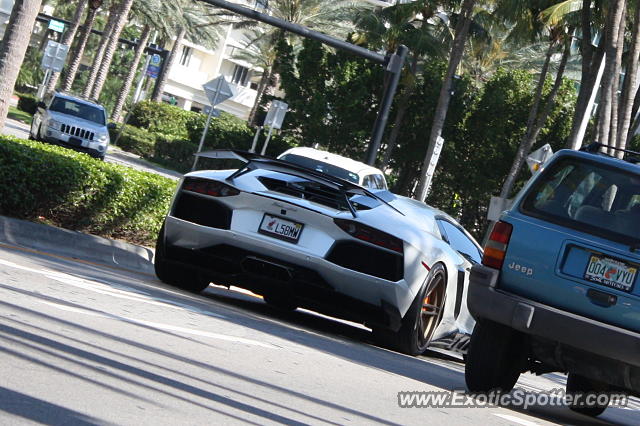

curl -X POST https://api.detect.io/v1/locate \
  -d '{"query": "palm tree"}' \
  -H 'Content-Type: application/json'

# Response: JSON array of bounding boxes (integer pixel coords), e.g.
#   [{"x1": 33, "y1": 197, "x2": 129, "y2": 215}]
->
[
  {"x1": 82, "y1": 0, "x2": 120, "y2": 97},
  {"x1": 0, "y1": 0, "x2": 43, "y2": 130},
  {"x1": 618, "y1": 2, "x2": 640, "y2": 152},
  {"x1": 60, "y1": 0, "x2": 102, "y2": 92},
  {"x1": 203, "y1": 0, "x2": 370, "y2": 124},
  {"x1": 151, "y1": 1, "x2": 221, "y2": 102},
  {"x1": 415, "y1": 0, "x2": 476, "y2": 202},
  {"x1": 87, "y1": 0, "x2": 135, "y2": 99},
  {"x1": 494, "y1": 0, "x2": 576, "y2": 199},
  {"x1": 45, "y1": 0, "x2": 88, "y2": 93}
]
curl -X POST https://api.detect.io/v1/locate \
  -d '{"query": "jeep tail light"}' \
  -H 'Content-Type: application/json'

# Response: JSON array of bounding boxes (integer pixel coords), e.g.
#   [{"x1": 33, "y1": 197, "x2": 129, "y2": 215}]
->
[
  {"x1": 482, "y1": 221, "x2": 513, "y2": 269},
  {"x1": 182, "y1": 178, "x2": 240, "y2": 197},
  {"x1": 334, "y1": 219, "x2": 403, "y2": 254}
]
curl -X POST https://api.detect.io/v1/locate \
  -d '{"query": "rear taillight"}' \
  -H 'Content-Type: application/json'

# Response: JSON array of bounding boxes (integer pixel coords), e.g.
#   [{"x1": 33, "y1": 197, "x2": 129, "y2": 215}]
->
[
  {"x1": 482, "y1": 221, "x2": 513, "y2": 269},
  {"x1": 334, "y1": 219, "x2": 403, "y2": 254},
  {"x1": 182, "y1": 178, "x2": 240, "y2": 197}
]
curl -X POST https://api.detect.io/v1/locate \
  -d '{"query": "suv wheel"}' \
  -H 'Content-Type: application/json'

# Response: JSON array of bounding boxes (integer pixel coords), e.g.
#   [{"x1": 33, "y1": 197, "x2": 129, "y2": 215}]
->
[
  {"x1": 374, "y1": 263, "x2": 447, "y2": 355},
  {"x1": 154, "y1": 224, "x2": 210, "y2": 293},
  {"x1": 566, "y1": 373, "x2": 609, "y2": 417},
  {"x1": 465, "y1": 320, "x2": 526, "y2": 392}
]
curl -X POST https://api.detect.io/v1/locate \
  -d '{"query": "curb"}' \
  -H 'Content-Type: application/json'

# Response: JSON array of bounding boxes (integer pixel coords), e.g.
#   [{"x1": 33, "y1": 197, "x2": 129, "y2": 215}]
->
[{"x1": 0, "y1": 215, "x2": 155, "y2": 275}]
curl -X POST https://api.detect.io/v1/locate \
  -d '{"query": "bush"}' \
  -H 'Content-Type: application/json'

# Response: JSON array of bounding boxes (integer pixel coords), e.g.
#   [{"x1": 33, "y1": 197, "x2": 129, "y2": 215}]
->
[
  {"x1": 0, "y1": 136, "x2": 176, "y2": 245},
  {"x1": 129, "y1": 100, "x2": 193, "y2": 138},
  {"x1": 111, "y1": 124, "x2": 158, "y2": 158},
  {"x1": 17, "y1": 93, "x2": 38, "y2": 115},
  {"x1": 153, "y1": 136, "x2": 199, "y2": 173}
]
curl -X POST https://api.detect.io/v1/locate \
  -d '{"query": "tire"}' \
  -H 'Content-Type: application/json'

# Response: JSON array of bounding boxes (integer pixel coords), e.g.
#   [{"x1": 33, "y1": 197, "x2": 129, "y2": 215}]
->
[
  {"x1": 375, "y1": 263, "x2": 447, "y2": 356},
  {"x1": 566, "y1": 373, "x2": 609, "y2": 417},
  {"x1": 154, "y1": 224, "x2": 210, "y2": 293},
  {"x1": 263, "y1": 294, "x2": 298, "y2": 311},
  {"x1": 465, "y1": 319, "x2": 526, "y2": 392}
]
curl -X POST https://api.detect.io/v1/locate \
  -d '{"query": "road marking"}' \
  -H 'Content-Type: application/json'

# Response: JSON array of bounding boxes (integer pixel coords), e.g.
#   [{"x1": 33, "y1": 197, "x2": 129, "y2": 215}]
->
[
  {"x1": 0, "y1": 258, "x2": 226, "y2": 318},
  {"x1": 40, "y1": 301, "x2": 280, "y2": 349},
  {"x1": 492, "y1": 414, "x2": 540, "y2": 426}
]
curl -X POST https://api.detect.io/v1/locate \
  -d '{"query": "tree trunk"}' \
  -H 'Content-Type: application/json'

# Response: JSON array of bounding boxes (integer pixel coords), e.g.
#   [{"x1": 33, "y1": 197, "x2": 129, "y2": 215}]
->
[
  {"x1": 608, "y1": 4, "x2": 627, "y2": 152},
  {"x1": 83, "y1": 1, "x2": 119, "y2": 97},
  {"x1": 381, "y1": 56, "x2": 418, "y2": 171},
  {"x1": 110, "y1": 24, "x2": 151, "y2": 122},
  {"x1": 567, "y1": 0, "x2": 595, "y2": 148},
  {"x1": 45, "y1": 0, "x2": 87, "y2": 93},
  {"x1": 152, "y1": 27, "x2": 186, "y2": 102},
  {"x1": 499, "y1": 40, "x2": 555, "y2": 199},
  {"x1": 501, "y1": 40, "x2": 571, "y2": 199},
  {"x1": 597, "y1": 0, "x2": 626, "y2": 146},
  {"x1": 415, "y1": 0, "x2": 476, "y2": 202},
  {"x1": 60, "y1": 4, "x2": 98, "y2": 92},
  {"x1": 617, "y1": 4, "x2": 640, "y2": 154},
  {"x1": 89, "y1": 0, "x2": 134, "y2": 100},
  {"x1": 0, "y1": 0, "x2": 43, "y2": 129},
  {"x1": 248, "y1": 64, "x2": 272, "y2": 126}
]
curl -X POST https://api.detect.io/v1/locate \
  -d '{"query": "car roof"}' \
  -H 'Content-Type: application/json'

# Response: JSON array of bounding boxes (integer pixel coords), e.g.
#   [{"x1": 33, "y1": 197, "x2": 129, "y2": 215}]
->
[
  {"x1": 278, "y1": 147, "x2": 385, "y2": 177},
  {"x1": 53, "y1": 91, "x2": 105, "y2": 109}
]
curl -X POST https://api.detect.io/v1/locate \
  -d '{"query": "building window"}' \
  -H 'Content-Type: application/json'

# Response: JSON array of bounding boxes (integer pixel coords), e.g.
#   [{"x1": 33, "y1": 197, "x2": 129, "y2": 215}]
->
[
  {"x1": 232, "y1": 64, "x2": 250, "y2": 86},
  {"x1": 255, "y1": 0, "x2": 268, "y2": 10},
  {"x1": 179, "y1": 46, "x2": 192, "y2": 67}
]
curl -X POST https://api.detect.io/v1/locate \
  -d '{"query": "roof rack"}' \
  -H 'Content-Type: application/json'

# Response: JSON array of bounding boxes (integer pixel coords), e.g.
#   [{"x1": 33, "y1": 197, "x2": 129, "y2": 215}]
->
[{"x1": 580, "y1": 142, "x2": 640, "y2": 164}]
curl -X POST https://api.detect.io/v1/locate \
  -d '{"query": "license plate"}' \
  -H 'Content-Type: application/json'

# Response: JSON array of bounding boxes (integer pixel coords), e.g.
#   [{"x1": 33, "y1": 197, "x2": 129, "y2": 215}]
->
[
  {"x1": 258, "y1": 214, "x2": 304, "y2": 243},
  {"x1": 67, "y1": 137, "x2": 83, "y2": 147},
  {"x1": 584, "y1": 254, "x2": 637, "y2": 292}
]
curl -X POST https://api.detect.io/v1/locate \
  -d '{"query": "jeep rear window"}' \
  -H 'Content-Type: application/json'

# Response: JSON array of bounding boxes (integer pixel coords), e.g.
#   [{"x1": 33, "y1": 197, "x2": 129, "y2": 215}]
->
[
  {"x1": 50, "y1": 97, "x2": 106, "y2": 125},
  {"x1": 521, "y1": 157, "x2": 640, "y2": 246}
]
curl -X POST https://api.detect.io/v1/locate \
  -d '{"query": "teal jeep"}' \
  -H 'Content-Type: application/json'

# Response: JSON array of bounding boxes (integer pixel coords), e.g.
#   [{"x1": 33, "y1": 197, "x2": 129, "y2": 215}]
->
[{"x1": 465, "y1": 143, "x2": 640, "y2": 416}]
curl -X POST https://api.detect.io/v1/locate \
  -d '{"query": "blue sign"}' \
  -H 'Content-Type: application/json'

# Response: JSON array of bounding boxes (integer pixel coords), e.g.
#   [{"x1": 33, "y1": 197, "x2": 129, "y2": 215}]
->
[{"x1": 146, "y1": 64, "x2": 160, "y2": 79}]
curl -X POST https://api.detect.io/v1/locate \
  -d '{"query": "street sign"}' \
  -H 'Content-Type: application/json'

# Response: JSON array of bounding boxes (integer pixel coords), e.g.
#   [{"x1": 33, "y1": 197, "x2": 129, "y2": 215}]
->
[
  {"x1": 48, "y1": 19, "x2": 65, "y2": 33},
  {"x1": 146, "y1": 53, "x2": 161, "y2": 78},
  {"x1": 526, "y1": 143, "x2": 554, "y2": 174},
  {"x1": 203, "y1": 75, "x2": 235, "y2": 106},
  {"x1": 41, "y1": 40, "x2": 69, "y2": 72},
  {"x1": 264, "y1": 100, "x2": 288, "y2": 129}
]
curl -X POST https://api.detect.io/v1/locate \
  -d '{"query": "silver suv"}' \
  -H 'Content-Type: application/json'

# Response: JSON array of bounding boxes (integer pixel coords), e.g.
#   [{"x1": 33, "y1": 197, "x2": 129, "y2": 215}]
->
[{"x1": 30, "y1": 92, "x2": 112, "y2": 160}]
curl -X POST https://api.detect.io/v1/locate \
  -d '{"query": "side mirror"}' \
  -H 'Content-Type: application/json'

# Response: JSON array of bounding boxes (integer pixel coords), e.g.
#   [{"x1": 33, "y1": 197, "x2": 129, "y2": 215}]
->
[
  {"x1": 107, "y1": 122, "x2": 116, "y2": 130},
  {"x1": 37, "y1": 101, "x2": 46, "y2": 109}
]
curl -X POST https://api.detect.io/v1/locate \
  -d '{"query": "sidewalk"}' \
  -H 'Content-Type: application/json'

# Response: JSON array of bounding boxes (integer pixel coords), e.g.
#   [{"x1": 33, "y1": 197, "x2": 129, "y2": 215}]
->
[{"x1": 0, "y1": 215, "x2": 155, "y2": 275}]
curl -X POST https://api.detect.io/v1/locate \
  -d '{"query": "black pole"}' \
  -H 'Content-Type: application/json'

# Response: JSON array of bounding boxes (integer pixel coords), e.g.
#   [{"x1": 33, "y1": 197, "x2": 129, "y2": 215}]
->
[
  {"x1": 365, "y1": 45, "x2": 408, "y2": 166},
  {"x1": 195, "y1": 0, "x2": 406, "y2": 164},
  {"x1": 198, "y1": 0, "x2": 387, "y2": 65}
]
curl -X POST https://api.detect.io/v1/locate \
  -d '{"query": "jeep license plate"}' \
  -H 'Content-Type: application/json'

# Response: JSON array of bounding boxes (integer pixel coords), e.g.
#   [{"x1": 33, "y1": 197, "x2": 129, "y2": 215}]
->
[
  {"x1": 584, "y1": 255, "x2": 637, "y2": 292},
  {"x1": 258, "y1": 214, "x2": 303, "y2": 243},
  {"x1": 67, "y1": 137, "x2": 83, "y2": 147}
]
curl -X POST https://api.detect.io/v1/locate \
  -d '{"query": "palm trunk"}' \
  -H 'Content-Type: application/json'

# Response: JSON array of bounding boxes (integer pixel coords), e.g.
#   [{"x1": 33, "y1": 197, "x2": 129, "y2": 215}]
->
[
  {"x1": 597, "y1": 0, "x2": 626, "y2": 146},
  {"x1": 45, "y1": 0, "x2": 87, "y2": 93},
  {"x1": 608, "y1": 4, "x2": 627, "y2": 153},
  {"x1": 502, "y1": 40, "x2": 571, "y2": 198},
  {"x1": 111, "y1": 24, "x2": 151, "y2": 122},
  {"x1": 499, "y1": 40, "x2": 555, "y2": 199},
  {"x1": 381, "y1": 56, "x2": 418, "y2": 171},
  {"x1": 89, "y1": 0, "x2": 134, "y2": 100},
  {"x1": 152, "y1": 27, "x2": 186, "y2": 102},
  {"x1": 617, "y1": 5, "x2": 640, "y2": 154},
  {"x1": 0, "y1": 0, "x2": 43, "y2": 129},
  {"x1": 415, "y1": 0, "x2": 475, "y2": 202},
  {"x1": 568, "y1": 0, "x2": 595, "y2": 148},
  {"x1": 83, "y1": 1, "x2": 119, "y2": 97},
  {"x1": 248, "y1": 64, "x2": 272, "y2": 126},
  {"x1": 61, "y1": 4, "x2": 98, "y2": 92}
]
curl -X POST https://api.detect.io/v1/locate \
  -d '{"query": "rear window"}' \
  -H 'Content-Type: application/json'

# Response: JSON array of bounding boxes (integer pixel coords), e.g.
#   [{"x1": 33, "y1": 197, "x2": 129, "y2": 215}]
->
[
  {"x1": 279, "y1": 154, "x2": 359, "y2": 183},
  {"x1": 520, "y1": 157, "x2": 640, "y2": 246}
]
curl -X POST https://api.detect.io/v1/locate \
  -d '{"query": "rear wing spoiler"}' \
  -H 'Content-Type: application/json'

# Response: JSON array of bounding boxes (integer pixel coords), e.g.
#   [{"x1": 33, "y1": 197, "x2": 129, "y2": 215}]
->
[{"x1": 196, "y1": 149, "x2": 403, "y2": 218}]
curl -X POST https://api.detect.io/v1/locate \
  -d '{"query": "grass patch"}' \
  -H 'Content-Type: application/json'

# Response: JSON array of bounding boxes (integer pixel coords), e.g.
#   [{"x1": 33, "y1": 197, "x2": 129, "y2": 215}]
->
[{"x1": 8, "y1": 106, "x2": 33, "y2": 125}]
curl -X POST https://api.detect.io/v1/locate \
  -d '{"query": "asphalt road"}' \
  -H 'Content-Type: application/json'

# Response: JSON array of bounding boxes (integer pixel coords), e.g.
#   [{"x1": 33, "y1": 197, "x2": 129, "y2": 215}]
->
[{"x1": 1, "y1": 239, "x2": 639, "y2": 425}]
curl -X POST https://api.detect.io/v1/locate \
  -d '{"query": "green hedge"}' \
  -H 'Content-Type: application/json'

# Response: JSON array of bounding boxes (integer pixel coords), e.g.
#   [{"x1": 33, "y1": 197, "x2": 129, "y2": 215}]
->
[
  {"x1": 0, "y1": 136, "x2": 177, "y2": 246},
  {"x1": 17, "y1": 93, "x2": 38, "y2": 115},
  {"x1": 111, "y1": 124, "x2": 158, "y2": 158},
  {"x1": 129, "y1": 100, "x2": 194, "y2": 138}
]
